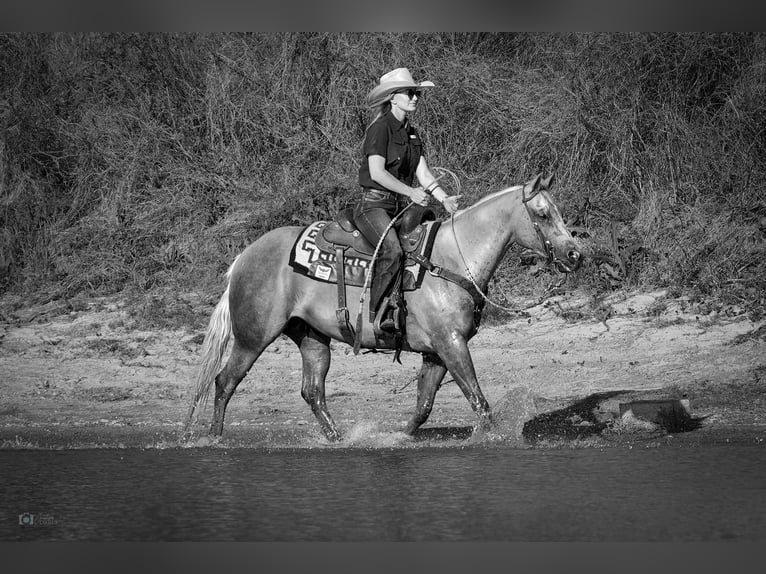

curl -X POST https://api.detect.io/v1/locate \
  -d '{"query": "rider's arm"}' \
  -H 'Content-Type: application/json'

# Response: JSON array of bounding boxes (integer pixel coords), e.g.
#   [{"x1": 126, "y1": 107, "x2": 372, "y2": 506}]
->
[
  {"x1": 416, "y1": 157, "x2": 460, "y2": 214},
  {"x1": 368, "y1": 155, "x2": 429, "y2": 206}
]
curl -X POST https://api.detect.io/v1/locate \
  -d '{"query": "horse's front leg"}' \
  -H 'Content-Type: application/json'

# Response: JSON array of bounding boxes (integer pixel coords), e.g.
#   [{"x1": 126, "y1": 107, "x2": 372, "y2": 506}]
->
[
  {"x1": 404, "y1": 353, "x2": 448, "y2": 435},
  {"x1": 435, "y1": 333, "x2": 492, "y2": 432}
]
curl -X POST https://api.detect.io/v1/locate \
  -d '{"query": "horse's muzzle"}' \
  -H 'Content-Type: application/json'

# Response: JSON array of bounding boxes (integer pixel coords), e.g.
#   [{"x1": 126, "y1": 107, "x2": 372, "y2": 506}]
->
[{"x1": 555, "y1": 249, "x2": 582, "y2": 273}]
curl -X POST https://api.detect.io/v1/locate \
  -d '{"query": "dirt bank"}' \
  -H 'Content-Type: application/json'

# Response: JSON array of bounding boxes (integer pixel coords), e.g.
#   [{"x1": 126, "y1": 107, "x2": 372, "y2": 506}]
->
[{"x1": 1, "y1": 288, "x2": 764, "y2": 449}]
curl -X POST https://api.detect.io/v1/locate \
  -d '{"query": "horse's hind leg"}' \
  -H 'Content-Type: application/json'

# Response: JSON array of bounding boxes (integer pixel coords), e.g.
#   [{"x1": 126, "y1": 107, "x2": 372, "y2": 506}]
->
[
  {"x1": 286, "y1": 321, "x2": 340, "y2": 441},
  {"x1": 404, "y1": 353, "x2": 448, "y2": 435},
  {"x1": 210, "y1": 341, "x2": 261, "y2": 437}
]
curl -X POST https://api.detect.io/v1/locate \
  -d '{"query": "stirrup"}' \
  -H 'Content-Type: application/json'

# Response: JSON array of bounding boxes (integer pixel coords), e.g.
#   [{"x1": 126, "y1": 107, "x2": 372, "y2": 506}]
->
[{"x1": 373, "y1": 297, "x2": 401, "y2": 336}]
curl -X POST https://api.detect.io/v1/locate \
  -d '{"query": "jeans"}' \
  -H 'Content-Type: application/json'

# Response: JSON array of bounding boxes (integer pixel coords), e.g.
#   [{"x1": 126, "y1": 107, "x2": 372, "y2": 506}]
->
[{"x1": 353, "y1": 200, "x2": 403, "y2": 319}]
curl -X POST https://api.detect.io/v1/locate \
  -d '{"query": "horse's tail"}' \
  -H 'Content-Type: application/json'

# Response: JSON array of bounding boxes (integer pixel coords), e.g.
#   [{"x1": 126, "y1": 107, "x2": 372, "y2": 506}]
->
[{"x1": 183, "y1": 258, "x2": 238, "y2": 434}]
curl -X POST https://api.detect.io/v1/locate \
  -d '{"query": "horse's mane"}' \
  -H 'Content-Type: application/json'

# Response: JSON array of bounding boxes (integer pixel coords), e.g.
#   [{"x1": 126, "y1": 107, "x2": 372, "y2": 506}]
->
[{"x1": 453, "y1": 184, "x2": 522, "y2": 217}]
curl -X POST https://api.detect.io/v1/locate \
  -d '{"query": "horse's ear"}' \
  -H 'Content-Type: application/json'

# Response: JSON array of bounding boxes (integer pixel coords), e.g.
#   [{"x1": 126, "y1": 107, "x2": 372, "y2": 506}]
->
[
  {"x1": 524, "y1": 174, "x2": 543, "y2": 196},
  {"x1": 541, "y1": 173, "x2": 555, "y2": 190}
]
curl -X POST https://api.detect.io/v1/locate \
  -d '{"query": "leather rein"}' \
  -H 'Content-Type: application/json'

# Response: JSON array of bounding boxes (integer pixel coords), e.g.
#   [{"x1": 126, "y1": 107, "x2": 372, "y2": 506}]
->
[{"x1": 447, "y1": 175, "x2": 567, "y2": 317}]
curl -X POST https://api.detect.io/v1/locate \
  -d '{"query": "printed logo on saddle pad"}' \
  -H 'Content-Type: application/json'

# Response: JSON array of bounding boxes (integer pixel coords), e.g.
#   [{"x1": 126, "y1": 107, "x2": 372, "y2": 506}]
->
[{"x1": 288, "y1": 221, "x2": 436, "y2": 290}]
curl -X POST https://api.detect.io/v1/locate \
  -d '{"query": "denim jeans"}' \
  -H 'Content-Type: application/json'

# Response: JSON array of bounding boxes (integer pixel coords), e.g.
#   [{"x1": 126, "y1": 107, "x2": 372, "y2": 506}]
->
[{"x1": 353, "y1": 198, "x2": 403, "y2": 319}]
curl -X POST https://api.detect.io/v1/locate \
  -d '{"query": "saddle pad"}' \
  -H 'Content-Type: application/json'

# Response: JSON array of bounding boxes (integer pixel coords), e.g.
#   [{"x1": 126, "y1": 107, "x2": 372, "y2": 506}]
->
[{"x1": 288, "y1": 220, "x2": 438, "y2": 290}]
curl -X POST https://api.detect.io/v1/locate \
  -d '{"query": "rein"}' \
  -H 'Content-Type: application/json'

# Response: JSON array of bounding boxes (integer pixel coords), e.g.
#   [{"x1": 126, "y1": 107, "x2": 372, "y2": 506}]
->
[
  {"x1": 352, "y1": 170, "x2": 453, "y2": 353},
  {"x1": 445, "y1": 172, "x2": 567, "y2": 316},
  {"x1": 449, "y1": 215, "x2": 564, "y2": 317},
  {"x1": 351, "y1": 170, "x2": 568, "y2": 353},
  {"x1": 354, "y1": 171, "x2": 452, "y2": 331}
]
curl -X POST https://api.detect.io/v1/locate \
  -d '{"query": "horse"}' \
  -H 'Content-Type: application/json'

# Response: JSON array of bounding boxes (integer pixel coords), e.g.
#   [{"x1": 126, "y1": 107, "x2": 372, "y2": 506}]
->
[{"x1": 184, "y1": 173, "x2": 582, "y2": 442}]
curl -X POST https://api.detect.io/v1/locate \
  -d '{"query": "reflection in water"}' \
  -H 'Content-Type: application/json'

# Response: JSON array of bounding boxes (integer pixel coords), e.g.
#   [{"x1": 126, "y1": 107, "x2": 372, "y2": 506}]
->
[{"x1": 2, "y1": 446, "x2": 765, "y2": 541}]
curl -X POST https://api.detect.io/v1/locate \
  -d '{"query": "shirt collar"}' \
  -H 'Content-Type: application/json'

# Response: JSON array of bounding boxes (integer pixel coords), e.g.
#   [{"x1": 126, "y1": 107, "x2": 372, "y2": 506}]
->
[{"x1": 384, "y1": 110, "x2": 408, "y2": 132}]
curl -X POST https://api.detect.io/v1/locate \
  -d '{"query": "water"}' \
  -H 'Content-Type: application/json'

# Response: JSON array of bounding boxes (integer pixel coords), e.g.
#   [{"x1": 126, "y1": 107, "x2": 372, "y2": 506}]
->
[{"x1": 3, "y1": 445, "x2": 765, "y2": 541}]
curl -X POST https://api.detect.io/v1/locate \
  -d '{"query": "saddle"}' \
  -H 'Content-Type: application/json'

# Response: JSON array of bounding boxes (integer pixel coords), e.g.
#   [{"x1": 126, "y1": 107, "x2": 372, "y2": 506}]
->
[
  {"x1": 320, "y1": 206, "x2": 437, "y2": 349},
  {"x1": 315, "y1": 208, "x2": 375, "y2": 256},
  {"x1": 316, "y1": 206, "x2": 435, "y2": 257}
]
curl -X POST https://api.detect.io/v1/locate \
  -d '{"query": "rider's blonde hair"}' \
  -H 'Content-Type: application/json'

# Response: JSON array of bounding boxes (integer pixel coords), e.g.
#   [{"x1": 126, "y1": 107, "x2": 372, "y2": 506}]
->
[{"x1": 367, "y1": 100, "x2": 391, "y2": 130}]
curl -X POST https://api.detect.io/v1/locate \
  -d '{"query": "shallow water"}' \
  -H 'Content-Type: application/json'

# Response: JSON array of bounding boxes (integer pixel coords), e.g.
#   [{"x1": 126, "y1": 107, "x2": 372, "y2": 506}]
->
[{"x1": 3, "y1": 443, "x2": 765, "y2": 541}]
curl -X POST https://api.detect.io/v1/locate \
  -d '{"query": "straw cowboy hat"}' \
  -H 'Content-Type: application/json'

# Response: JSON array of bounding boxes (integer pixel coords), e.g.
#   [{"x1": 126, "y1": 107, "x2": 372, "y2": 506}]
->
[{"x1": 367, "y1": 67, "x2": 435, "y2": 107}]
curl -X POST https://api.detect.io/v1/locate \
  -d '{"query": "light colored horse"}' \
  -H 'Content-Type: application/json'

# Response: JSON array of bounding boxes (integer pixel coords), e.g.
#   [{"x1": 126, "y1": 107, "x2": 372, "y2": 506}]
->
[{"x1": 185, "y1": 174, "x2": 582, "y2": 441}]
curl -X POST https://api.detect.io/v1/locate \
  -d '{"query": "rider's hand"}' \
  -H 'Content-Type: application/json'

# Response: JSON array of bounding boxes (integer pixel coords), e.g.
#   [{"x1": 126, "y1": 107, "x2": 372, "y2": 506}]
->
[
  {"x1": 441, "y1": 194, "x2": 461, "y2": 215},
  {"x1": 410, "y1": 187, "x2": 430, "y2": 207}
]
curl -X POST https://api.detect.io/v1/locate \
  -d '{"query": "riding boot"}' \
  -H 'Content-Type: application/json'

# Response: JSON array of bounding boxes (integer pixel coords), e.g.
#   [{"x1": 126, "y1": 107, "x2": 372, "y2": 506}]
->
[
  {"x1": 375, "y1": 295, "x2": 399, "y2": 334},
  {"x1": 369, "y1": 271, "x2": 396, "y2": 324},
  {"x1": 372, "y1": 272, "x2": 403, "y2": 335}
]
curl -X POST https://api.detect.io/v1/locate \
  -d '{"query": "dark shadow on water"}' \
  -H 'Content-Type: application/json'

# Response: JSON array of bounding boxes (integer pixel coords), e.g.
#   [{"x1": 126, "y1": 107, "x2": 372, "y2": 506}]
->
[
  {"x1": 522, "y1": 391, "x2": 618, "y2": 443},
  {"x1": 522, "y1": 391, "x2": 707, "y2": 444}
]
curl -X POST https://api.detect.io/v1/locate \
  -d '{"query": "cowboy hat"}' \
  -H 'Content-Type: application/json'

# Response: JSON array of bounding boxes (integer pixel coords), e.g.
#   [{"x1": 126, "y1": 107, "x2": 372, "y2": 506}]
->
[{"x1": 367, "y1": 68, "x2": 435, "y2": 107}]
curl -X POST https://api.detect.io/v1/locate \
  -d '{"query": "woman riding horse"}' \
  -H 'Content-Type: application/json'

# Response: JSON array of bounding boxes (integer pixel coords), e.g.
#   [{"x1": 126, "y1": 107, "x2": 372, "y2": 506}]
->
[
  {"x1": 186, "y1": 172, "x2": 582, "y2": 442},
  {"x1": 354, "y1": 67, "x2": 460, "y2": 333}
]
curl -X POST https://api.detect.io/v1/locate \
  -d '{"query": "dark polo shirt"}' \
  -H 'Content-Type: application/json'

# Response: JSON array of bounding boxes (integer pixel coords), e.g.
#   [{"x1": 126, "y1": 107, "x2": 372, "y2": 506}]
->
[{"x1": 358, "y1": 111, "x2": 424, "y2": 191}]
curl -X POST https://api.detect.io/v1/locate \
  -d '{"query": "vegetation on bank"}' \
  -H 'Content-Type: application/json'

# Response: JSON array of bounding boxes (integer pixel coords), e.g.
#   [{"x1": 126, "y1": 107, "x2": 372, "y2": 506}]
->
[{"x1": 1, "y1": 33, "x2": 764, "y2": 320}]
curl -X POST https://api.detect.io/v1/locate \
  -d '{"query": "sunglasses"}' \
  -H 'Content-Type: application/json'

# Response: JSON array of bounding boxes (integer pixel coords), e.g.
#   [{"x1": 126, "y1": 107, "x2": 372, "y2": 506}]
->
[{"x1": 396, "y1": 88, "x2": 423, "y2": 99}]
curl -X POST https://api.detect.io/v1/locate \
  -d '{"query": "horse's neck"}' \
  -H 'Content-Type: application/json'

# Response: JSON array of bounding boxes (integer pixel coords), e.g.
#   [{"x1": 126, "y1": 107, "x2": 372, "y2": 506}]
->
[{"x1": 437, "y1": 187, "x2": 523, "y2": 287}]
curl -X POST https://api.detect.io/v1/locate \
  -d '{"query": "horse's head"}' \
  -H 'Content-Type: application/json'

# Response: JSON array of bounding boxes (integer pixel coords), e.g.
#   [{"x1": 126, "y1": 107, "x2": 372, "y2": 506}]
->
[{"x1": 519, "y1": 173, "x2": 583, "y2": 273}]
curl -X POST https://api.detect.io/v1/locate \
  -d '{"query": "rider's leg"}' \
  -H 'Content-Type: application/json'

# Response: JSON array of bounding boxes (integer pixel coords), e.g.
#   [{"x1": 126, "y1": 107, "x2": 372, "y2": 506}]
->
[{"x1": 353, "y1": 205, "x2": 402, "y2": 326}]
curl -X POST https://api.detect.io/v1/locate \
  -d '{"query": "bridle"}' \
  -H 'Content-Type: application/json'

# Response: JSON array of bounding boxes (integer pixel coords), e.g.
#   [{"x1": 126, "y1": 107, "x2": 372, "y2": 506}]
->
[
  {"x1": 354, "y1": 170, "x2": 570, "y2": 334},
  {"x1": 446, "y1": 175, "x2": 569, "y2": 316},
  {"x1": 521, "y1": 186, "x2": 558, "y2": 269}
]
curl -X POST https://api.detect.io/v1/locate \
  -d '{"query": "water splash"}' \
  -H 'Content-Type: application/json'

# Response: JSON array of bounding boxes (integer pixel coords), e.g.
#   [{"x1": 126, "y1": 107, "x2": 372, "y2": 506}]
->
[
  {"x1": 340, "y1": 421, "x2": 415, "y2": 448},
  {"x1": 485, "y1": 386, "x2": 537, "y2": 445}
]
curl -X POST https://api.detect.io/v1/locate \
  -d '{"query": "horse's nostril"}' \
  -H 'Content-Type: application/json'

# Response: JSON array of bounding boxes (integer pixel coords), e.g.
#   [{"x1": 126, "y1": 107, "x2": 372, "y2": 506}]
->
[{"x1": 568, "y1": 250, "x2": 580, "y2": 263}]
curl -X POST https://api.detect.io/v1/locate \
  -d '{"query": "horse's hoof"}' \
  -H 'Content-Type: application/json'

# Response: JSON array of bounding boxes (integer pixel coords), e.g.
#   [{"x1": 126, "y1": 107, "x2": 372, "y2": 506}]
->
[
  {"x1": 392, "y1": 431, "x2": 415, "y2": 444},
  {"x1": 469, "y1": 419, "x2": 493, "y2": 441}
]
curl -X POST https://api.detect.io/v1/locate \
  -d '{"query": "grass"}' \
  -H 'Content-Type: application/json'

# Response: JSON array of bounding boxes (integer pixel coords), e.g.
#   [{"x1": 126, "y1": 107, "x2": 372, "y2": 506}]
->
[
  {"x1": 1, "y1": 33, "x2": 764, "y2": 318},
  {"x1": 730, "y1": 324, "x2": 766, "y2": 345},
  {"x1": 83, "y1": 338, "x2": 147, "y2": 359},
  {"x1": 123, "y1": 290, "x2": 210, "y2": 332},
  {"x1": 666, "y1": 374, "x2": 765, "y2": 413}
]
